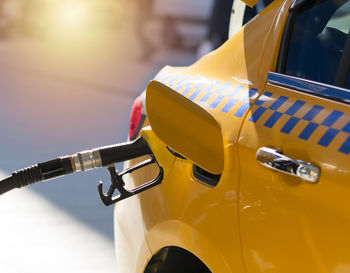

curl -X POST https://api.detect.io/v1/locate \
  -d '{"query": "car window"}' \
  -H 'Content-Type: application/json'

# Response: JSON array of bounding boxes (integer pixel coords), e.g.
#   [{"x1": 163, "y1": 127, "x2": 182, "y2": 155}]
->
[{"x1": 283, "y1": 0, "x2": 350, "y2": 86}]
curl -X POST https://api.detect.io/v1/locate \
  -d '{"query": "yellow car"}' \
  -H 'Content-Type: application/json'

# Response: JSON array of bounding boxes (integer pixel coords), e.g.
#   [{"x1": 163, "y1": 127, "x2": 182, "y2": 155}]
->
[{"x1": 117, "y1": 0, "x2": 350, "y2": 272}]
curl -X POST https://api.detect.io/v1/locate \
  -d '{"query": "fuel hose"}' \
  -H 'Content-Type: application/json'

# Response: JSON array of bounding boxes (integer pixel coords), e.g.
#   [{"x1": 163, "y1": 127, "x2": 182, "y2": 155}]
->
[{"x1": 0, "y1": 137, "x2": 151, "y2": 195}]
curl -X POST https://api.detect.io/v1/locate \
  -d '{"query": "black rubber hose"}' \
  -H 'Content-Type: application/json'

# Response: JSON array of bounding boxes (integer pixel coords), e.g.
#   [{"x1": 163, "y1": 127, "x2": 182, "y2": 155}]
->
[
  {"x1": 0, "y1": 176, "x2": 17, "y2": 195},
  {"x1": 0, "y1": 165, "x2": 42, "y2": 195},
  {"x1": 12, "y1": 165, "x2": 42, "y2": 188}
]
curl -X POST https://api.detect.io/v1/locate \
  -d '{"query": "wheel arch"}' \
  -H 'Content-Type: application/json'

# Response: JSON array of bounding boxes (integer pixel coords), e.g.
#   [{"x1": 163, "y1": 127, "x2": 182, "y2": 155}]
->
[
  {"x1": 144, "y1": 246, "x2": 211, "y2": 273},
  {"x1": 145, "y1": 220, "x2": 232, "y2": 273}
]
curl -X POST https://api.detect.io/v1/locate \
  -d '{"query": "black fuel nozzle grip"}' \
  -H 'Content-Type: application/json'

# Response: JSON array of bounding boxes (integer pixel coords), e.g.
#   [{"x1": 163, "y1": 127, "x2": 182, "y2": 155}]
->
[
  {"x1": 98, "y1": 137, "x2": 151, "y2": 166},
  {"x1": 98, "y1": 156, "x2": 163, "y2": 206}
]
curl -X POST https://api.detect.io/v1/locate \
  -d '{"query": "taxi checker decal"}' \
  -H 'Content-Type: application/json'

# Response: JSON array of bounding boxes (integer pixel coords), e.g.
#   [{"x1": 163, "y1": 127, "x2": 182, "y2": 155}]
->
[{"x1": 154, "y1": 72, "x2": 350, "y2": 155}]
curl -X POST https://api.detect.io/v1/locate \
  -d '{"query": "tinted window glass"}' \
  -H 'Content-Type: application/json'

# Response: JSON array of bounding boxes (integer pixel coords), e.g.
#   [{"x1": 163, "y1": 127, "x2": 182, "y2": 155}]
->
[
  {"x1": 346, "y1": 69, "x2": 350, "y2": 89},
  {"x1": 284, "y1": 0, "x2": 350, "y2": 86}
]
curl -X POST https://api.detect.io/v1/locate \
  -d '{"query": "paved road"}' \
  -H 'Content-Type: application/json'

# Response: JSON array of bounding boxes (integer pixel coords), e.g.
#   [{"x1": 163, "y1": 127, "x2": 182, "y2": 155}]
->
[{"x1": 0, "y1": 30, "x2": 196, "y2": 272}]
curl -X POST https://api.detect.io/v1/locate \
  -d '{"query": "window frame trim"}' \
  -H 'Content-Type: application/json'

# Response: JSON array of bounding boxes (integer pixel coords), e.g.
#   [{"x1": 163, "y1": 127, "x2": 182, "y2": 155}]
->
[
  {"x1": 276, "y1": 0, "x2": 307, "y2": 73},
  {"x1": 267, "y1": 72, "x2": 350, "y2": 104},
  {"x1": 276, "y1": 10, "x2": 296, "y2": 73}
]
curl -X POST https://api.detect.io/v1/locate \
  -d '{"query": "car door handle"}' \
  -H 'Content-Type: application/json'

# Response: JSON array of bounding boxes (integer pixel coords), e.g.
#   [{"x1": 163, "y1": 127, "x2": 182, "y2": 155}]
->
[{"x1": 256, "y1": 147, "x2": 320, "y2": 183}]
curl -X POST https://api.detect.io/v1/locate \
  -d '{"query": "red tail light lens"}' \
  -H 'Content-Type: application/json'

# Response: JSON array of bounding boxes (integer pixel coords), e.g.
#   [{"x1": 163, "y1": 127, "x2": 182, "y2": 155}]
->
[{"x1": 129, "y1": 93, "x2": 146, "y2": 140}]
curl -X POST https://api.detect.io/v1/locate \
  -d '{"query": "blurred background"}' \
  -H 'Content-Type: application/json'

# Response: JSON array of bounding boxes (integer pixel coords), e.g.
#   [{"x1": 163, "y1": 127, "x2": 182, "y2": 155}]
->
[{"x1": 0, "y1": 0, "x2": 232, "y2": 272}]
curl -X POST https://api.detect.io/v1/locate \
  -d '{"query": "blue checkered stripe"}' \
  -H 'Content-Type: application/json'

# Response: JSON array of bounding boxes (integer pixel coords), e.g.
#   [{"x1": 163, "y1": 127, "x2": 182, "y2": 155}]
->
[
  {"x1": 155, "y1": 73, "x2": 258, "y2": 116},
  {"x1": 248, "y1": 93, "x2": 350, "y2": 155},
  {"x1": 154, "y1": 73, "x2": 350, "y2": 155}
]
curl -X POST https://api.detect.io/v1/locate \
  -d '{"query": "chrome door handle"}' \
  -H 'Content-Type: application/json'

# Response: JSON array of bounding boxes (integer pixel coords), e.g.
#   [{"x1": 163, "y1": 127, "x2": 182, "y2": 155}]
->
[{"x1": 256, "y1": 147, "x2": 320, "y2": 183}]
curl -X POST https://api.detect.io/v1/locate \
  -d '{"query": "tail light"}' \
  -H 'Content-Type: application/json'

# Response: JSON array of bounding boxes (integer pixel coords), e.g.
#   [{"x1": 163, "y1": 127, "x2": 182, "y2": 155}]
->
[{"x1": 129, "y1": 92, "x2": 146, "y2": 140}]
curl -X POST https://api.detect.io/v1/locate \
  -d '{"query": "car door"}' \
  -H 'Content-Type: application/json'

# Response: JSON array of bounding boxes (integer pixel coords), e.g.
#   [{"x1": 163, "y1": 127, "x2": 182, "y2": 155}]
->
[{"x1": 238, "y1": 0, "x2": 350, "y2": 272}]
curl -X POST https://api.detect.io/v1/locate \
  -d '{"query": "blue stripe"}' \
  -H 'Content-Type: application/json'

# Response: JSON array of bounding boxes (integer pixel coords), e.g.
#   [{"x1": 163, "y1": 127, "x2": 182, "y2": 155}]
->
[
  {"x1": 189, "y1": 89, "x2": 203, "y2": 101},
  {"x1": 215, "y1": 82, "x2": 232, "y2": 94},
  {"x1": 190, "y1": 81, "x2": 223, "y2": 101},
  {"x1": 268, "y1": 72, "x2": 350, "y2": 103},
  {"x1": 156, "y1": 74, "x2": 350, "y2": 155},
  {"x1": 342, "y1": 121, "x2": 350, "y2": 133},
  {"x1": 269, "y1": 96, "x2": 288, "y2": 110},
  {"x1": 204, "y1": 80, "x2": 221, "y2": 92},
  {"x1": 281, "y1": 116, "x2": 300, "y2": 134},
  {"x1": 255, "y1": 92, "x2": 273, "y2": 106},
  {"x1": 197, "y1": 81, "x2": 221, "y2": 103},
  {"x1": 210, "y1": 95, "x2": 225, "y2": 108},
  {"x1": 199, "y1": 92, "x2": 212, "y2": 103},
  {"x1": 162, "y1": 74, "x2": 177, "y2": 83},
  {"x1": 249, "y1": 107, "x2": 267, "y2": 122},
  {"x1": 226, "y1": 85, "x2": 244, "y2": 97},
  {"x1": 182, "y1": 82, "x2": 203, "y2": 95},
  {"x1": 299, "y1": 122, "x2": 319, "y2": 140},
  {"x1": 239, "y1": 88, "x2": 258, "y2": 101},
  {"x1": 221, "y1": 98, "x2": 238, "y2": 113},
  {"x1": 181, "y1": 85, "x2": 193, "y2": 95},
  {"x1": 321, "y1": 110, "x2": 343, "y2": 127},
  {"x1": 339, "y1": 136, "x2": 350, "y2": 154},
  {"x1": 199, "y1": 84, "x2": 247, "y2": 105},
  {"x1": 168, "y1": 75, "x2": 183, "y2": 85},
  {"x1": 264, "y1": 111, "x2": 283, "y2": 128},
  {"x1": 318, "y1": 128, "x2": 339, "y2": 147},
  {"x1": 235, "y1": 102, "x2": 251, "y2": 117},
  {"x1": 172, "y1": 76, "x2": 191, "y2": 90},
  {"x1": 285, "y1": 100, "x2": 305, "y2": 115},
  {"x1": 179, "y1": 77, "x2": 202, "y2": 94},
  {"x1": 249, "y1": 88, "x2": 258, "y2": 96},
  {"x1": 174, "y1": 80, "x2": 192, "y2": 92},
  {"x1": 173, "y1": 84, "x2": 184, "y2": 92},
  {"x1": 302, "y1": 105, "x2": 323, "y2": 121},
  {"x1": 176, "y1": 75, "x2": 191, "y2": 85}
]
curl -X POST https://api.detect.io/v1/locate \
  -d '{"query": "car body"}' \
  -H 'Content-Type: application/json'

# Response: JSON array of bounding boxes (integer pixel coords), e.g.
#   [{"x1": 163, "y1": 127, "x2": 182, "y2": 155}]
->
[{"x1": 115, "y1": 0, "x2": 350, "y2": 272}]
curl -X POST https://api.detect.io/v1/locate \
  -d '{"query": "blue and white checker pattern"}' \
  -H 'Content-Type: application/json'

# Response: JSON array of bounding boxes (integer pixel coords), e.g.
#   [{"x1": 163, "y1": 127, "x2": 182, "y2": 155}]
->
[
  {"x1": 248, "y1": 95, "x2": 350, "y2": 154},
  {"x1": 155, "y1": 73, "x2": 259, "y2": 115},
  {"x1": 154, "y1": 72, "x2": 350, "y2": 155}
]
